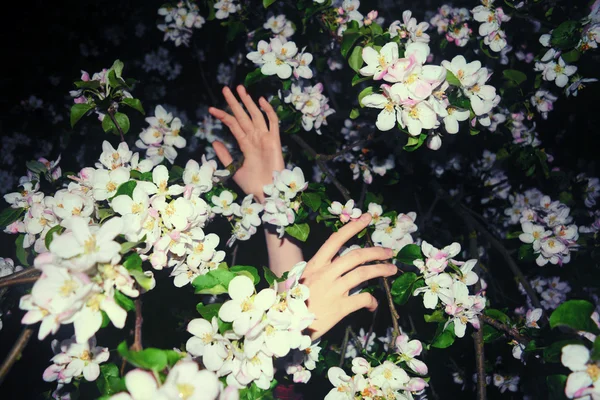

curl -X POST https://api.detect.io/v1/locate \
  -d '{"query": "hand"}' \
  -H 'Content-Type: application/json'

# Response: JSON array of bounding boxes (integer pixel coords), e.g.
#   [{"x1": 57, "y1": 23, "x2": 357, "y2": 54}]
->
[
  {"x1": 209, "y1": 85, "x2": 284, "y2": 203},
  {"x1": 301, "y1": 213, "x2": 397, "y2": 340}
]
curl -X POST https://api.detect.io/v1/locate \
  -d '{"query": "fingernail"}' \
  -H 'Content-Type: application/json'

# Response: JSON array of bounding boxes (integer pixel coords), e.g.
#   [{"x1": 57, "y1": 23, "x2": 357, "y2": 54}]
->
[{"x1": 360, "y1": 214, "x2": 370, "y2": 222}]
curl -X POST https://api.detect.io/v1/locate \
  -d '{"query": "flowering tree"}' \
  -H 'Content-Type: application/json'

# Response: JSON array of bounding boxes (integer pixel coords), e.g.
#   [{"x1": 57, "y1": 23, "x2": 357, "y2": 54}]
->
[{"x1": 1, "y1": 0, "x2": 600, "y2": 399}]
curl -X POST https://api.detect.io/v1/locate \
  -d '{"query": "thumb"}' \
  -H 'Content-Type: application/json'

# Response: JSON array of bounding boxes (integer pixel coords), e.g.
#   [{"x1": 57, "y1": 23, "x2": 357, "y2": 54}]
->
[{"x1": 212, "y1": 141, "x2": 234, "y2": 167}]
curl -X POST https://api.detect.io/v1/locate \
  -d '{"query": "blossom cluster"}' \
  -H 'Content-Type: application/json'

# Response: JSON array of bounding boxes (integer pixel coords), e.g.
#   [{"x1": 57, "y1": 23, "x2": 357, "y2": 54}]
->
[
  {"x1": 430, "y1": 5, "x2": 473, "y2": 47},
  {"x1": 471, "y1": 0, "x2": 511, "y2": 52},
  {"x1": 369, "y1": 203, "x2": 418, "y2": 255},
  {"x1": 360, "y1": 37, "x2": 498, "y2": 149},
  {"x1": 247, "y1": 37, "x2": 314, "y2": 80},
  {"x1": 334, "y1": 0, "x2": 366, "y2": 37},
  {"x1": 110, "y1": 359, "x2": 228, "y2": 400},
  {"x1": 283, "y1": 83, "x2": 335, "y2": 134},
  {"x1": 43, "y1": 335, "x2": 109, "y2": 384},
  {"x1": 212, "y1": 191, "x2": 264, "y2": 247},
  {"x1": 506, "y1": 189, "x2": 579, "y2": 266},
  {"x1": 560, "y1": 344, "x2": 600, "y2": 399},
  {"x1": 186, "y1": 265, "x2": 315, "y2": 390},
  {"x1": 412, "y1": 241, "x2": 486, "y2": 338},
  {"x1": 518, "y1": 275, "x2": 572, "y2": 311},
  {"x1": 325, "y1": 353, "x2": 427, "y2": 400},
  {"x1": 135, "y1": 105, "x2": 187, "y2": 165},
  {"x1": 261, "y1": 167, "x2": 308, "y2": 237},
  {"x1": 263, "y1": 14, "x2": 295, "y2": 41},
  {"x1": 157, "y1": 1, "x2": 205, "y2": 47},
  {"x1": 388, "y1": 11, "x2": 430, "y2": 45},
  {"x1": 534, "y1": 48, "x2": 577, "y2": 88}
]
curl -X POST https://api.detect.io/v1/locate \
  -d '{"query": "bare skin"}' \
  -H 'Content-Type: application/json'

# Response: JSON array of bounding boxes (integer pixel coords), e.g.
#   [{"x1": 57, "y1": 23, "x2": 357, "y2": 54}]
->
[{"x1": 209, "y1": 86, "x2": 395, "y2": 340}]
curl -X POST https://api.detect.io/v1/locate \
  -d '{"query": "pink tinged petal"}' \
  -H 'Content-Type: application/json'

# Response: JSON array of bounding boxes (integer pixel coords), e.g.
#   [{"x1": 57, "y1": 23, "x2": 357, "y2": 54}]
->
[
  {"x1": 39, "y1": 317, "x2": 60, "y2": 340},
  {"x1": 565, "y1": 371, "x2": 593, "y2": 398},
  {"x1": 21, "y1": 309, "x2": 45, "y2": 325},
  {"x1": 409, "y1": 359, "x2": 428, "y2": 375},
  {"x1": 43, "y1": 364, "x2": 63, "y2": 382}
]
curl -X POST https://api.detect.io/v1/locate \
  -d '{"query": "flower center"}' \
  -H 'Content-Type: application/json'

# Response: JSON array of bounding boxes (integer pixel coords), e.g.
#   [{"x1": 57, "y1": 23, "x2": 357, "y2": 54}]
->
[
  {"x1": 59, "y1": 279, "x2": 79, "y2": 297},
  {"x1": 80, "y1": 350, "x2": 92, "y2": 361},
  {"x1": 84, "y1": 236, "x2": 97, "y2": 254},
  {"x1": 177, "y1": 383, "x2": 195, "y2": 400}
]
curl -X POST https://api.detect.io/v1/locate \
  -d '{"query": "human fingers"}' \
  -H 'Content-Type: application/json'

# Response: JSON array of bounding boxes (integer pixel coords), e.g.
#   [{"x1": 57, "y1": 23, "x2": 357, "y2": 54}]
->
[
  {"x1": 236, "y1": 86, "x2": 268, "y2": 132},
  {"x1": 310, "y1": 214, "x2": 373, "y2": 266},
  {"x1": 338, "y1": 263, "x2": 396, "y2": 294},
  {"x1": 222, "y1": 86, "x2": 254, "y2": 133},
  {"x1": 208, "y1": 107, "x2": 248, "y2": 144},
  {"x1": 344, "y1": 292, "x2": 379, "y2": 314},
  {"x1": 258, "y1": 97, "x2": 280, "y2": 137},
  {"x1": 331, "y1": 247, "x2": 393, "y2": 276},
  {"x1": 212, "y1": 141, "x2": 234, "y2": 167}
]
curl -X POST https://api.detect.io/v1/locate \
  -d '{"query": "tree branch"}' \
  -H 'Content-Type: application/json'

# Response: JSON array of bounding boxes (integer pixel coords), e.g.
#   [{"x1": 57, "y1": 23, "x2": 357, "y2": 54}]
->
[
  {"x1": 0, "y1": 328, "x2": 34, "y2": 386},
  {"x1": 480, "y1": 314, "x2": 531, "y2": 345},
  {"x1": 316, "y1": 134, "x2": 375, "y2": 162},
  {"x1": 131, "y1": 297, "x2": 143, "y2": 352},
  {"x1": 0, "y1": 276, "x2": 40, "y2": 289},
  {"x1": 348, "y1": 326, "x2": 365, "y2": 354},
  {"x1": 0, "y1": 268, "x2": 41, "y2": 285},
  {"x1": 339, "y1": 326, "x2": 351, "y2": 367}
]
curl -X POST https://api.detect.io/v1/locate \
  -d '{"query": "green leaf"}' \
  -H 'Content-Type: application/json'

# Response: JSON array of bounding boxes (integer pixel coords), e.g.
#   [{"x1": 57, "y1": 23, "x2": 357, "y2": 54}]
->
[
  {"x1": 74, "y1": 80, "x2": 101, "y2": 89},
  {"x1": 45, "y1": 225, "x2": 64, "y2": 249},
  {"x1": 503, "y1": 69, "x2": 527, "y2": 85},
  {"x1": 102, "y1": 112, "x2": 131, "y2": 135},
  {"x1": 592, "y1": 336, "x2": 600, "y2": 360},
  {"x1": 123, "y1": 253, "x2": 142, "y2": 271},
  {"x1": 547, "y1": 375, "x2": 568, "y2": 400},
  {"x1": 484, "y1": 309, "x2": 511, "y2": 324},
  {"x1": 505, "y1": 231, "x2": 523, "y2": 239},
  {"x1": 352, "y1": 74, "x2": 372, "y2": 86},
  {"x1": 263, "y1": 0, "x2": 277, "y2": 7},
  {"x1": 120, "y1": 236, "x2": 146, "y2": 254},
  {"x1": 482, "y1": 324, "x2": 503, "y2": 343},
  {"x1": 26, "y1": 160, "x2": 48, "y2": 175},
  {"x1": 350, "y1": 108, "x2": 360, "y2": 119},
  {"x1": 424, "y1": 310, "x2": 446, "y2": 323},
  {"x1": 550, "y1": 300, "x2": 600, "y2": 333},
  {"x1": 518, "y1": 244, "x2": 535, "y2": 261},
  {"x1": 358, "y1": 87, "x2": 374, "y2": 107},
  {"x1": 431, "y1": 322, "x2": 456, "y2": 348},
  {"x1": 348, "y1": 46, "x2": 363, "y2": 72},
  {"x1": 107, "y1": 70, "x2": 122, "y2": 90},
  {"x1": 230, "y1": 265, "x2": 260, "y2": 285},
  {"x1": 395, "y1": 244, "x2": 423, "y2": 264},
  {"x1": 469, "y1": 129, "x2": 480, "y2": 136},
  {"x1": 117, "y1": 342, "x2": 168, "y2": 371},
  {"x1": 112, "y1": 181, "x2": 137, "y2": 199},
  {"x1": 101, "y1": 310, "x2": 110, "y2": 328},
  {"x1": 390, "y1": 272, "x2": 417, "y2": 305},
  {"x1": 340, "y1": 32, "x2": 362, "y2": 58},
  {"x1": 15, "y1": 234, "x2": 30, "y2": 267},
  {"x1": 551, "y1": 20, "x2": 581, "y2": 50},
  {"x1": 543, "y1": 339, "x2": 583, "y2": 363},
  {"x1": 446, "y1": 70, "x2": 461, "y2": 86},
  {"x1": 403, "y1": 133, "x2": 427, "y2": 152},
  {"x1": 111, "y1": 60, "x2": 125, "y2": 79},
  {"x1": 0, "y1": 207, "x2": 25, "y2": 229},
  {"x1": 169, "y1": 165, "x2": 184, "y2": 183},
  {"x1": 285, "y1": 223, "x2": 310, "y2": 242},
  {"x1": 192, "y1": 269, "x2": 237, "y2": 295},
  {"x1": 121, "y1": 98, "x2": 145, "y2": 115},
  {"x1": 70, "y1": 103, "x2": 95, "y2": 128},
  {"x1": 165, "y1": 349, "x2": 184, "y2": 367},
  {"x1": 263, "y1": 266, "x2": 278, "y2": 286},
  {"x1": 96, "y1": 363, "x2": 126, "y2": 396},
  {"x1": 114, "y1": 290, "x2": 135, "y2": 312},
  {"x1": 244, "y1": 68, "x2": 266, "y2": 87},
  {"x1": 561, "y1": 49, "x2": 580, "y2": 63},
  {"x1": 196, "y1": 302, "x2": 222, "y2": 320},
  {"x1": 301, "y1": 193, "x2": 322, "y2": 212},
  {"x1": 129, "y1": 270, "x2": 154, "y2": 291},
  {"x1": 364, "y1": 192, "x2": 383, "y2": 206},
  {"x1": 369, "y1": 22, "x2": 383, "y2": 36},
  {"x1": 226, "y1": 21, "x2": 246, "y2": 42}
]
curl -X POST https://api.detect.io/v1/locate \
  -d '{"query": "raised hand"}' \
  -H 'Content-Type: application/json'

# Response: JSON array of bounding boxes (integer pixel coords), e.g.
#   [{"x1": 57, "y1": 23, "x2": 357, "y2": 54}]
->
[
  {"x1": 302, "y1": 213, "x2": 397, "y2": 340},
  {"x1": 209, "y1": 85, "x2": 284, "y2": 203}
]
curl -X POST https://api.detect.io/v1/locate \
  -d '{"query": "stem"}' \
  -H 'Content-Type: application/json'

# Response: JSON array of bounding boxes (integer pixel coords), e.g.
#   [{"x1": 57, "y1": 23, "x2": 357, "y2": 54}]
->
[
  {"x1": 231, "y1": 244, "x2": 239, "y2": 267},
  {"x1": 348, "y1": 326, "x2": 365, "y2": 354},
  {"x1": 473, "y1": 328, "x2": 486, "y2": 400},
  {"x1": 0, "y1": 268, "x2": 41, "y2": 284},
  {"x1": 108, "y1": 107, "x2": 125, "y2": 143},
  {"x1": 291, "y1": 134, "x2": 351, "y2": 202},
  {"x1": 0, "y1": 276, "x2": 40, "y2": 289},
  {"x1": 317, "y1": 135, "x2": 375, "y2": 162},
  {"x1": 0, "y1": 328, "x2": 34, "y2": 386},
  {"x1": 339, "y1": 326, "x2": 351, "y2": 367},
  {"x1": 480, "y1": 314, "x2": 531, "y2": 345},
  {"x1": 215, "y1": 155, "x2": 245, "y2": 184},
  {"x1": 431, "y1": 182, "x2": 544, "y2": 312},
  {"x1": 131, "y1": 298, "x2": 143, "y2": 352}
]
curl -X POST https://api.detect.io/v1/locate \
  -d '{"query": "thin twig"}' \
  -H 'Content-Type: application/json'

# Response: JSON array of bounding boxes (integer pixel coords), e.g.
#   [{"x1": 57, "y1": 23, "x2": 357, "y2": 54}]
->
[
  {"x1": 291, "y1": 134, "x2": 351, "y2": 201},
  {"x1": 339, "y1": 326, "x2": 351, "y2": 367},
  {"x1": 317, "y1": 134, "x2": 375, "y2": 162},
  {"x1": 107, "y1": 106, "x2": 125, "y2": 143},
  {"x1": 348, "y1": 326, "x2": 365, "y2": 354},
  {"x1": 131, "y1": 298, "x2": 143, "y2": 352},
  {"x1": 0, "y1": 276, "x2": 40, "y2": 289},
  {"x1": 231, "y1": 244, "x2": 239, "y2": 267},
  {"x1": 480, "y1": 314, "x2": 531, "y2": 345},
  {"x1": 0, "y1": 328, "x2": 34, "y2": 386},
  {"x1": 0, "y1": 268, "x2": 41, "y2": 285},
  {"x1": 358, "y1": 181, "x2": 368, "y2": 210},
  {"x1": 215, "y1": 155, "x2": 245, "y2": 184}
]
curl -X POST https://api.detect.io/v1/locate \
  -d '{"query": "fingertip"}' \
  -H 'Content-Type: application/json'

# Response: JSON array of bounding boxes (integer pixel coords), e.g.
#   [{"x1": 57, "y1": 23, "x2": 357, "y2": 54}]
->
[{"x1": 359, "y1": 213, "x2": 372, "y2": 224}]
